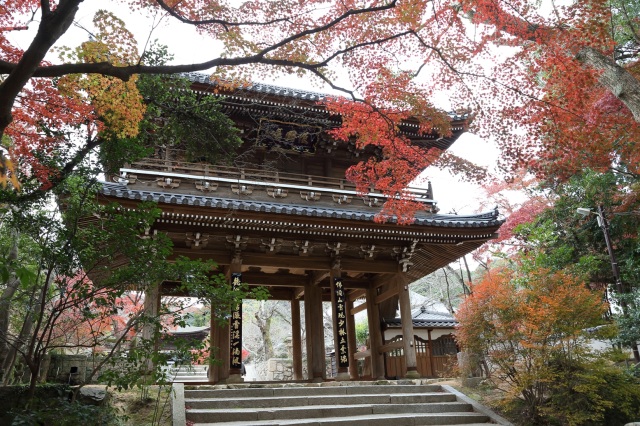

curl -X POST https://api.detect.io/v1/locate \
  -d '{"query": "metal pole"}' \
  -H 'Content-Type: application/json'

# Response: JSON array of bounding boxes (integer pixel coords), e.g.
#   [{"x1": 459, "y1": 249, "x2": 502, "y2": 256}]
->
[
  {"x1": 597, "y1": 205, "x2": 624, "y2": 297},
  {"x1": 597, "y1": 205, "x2": 640, "y2": 362}
]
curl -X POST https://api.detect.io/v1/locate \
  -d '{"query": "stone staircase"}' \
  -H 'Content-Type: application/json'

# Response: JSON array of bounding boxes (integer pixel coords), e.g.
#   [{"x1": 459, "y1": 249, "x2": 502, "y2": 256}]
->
[
  {"x1": 171, "y1": 381, "x2": 512, "y2": 426},
  {"x1": 165, "y1": 364, "x2": 209, "y2": 383}
]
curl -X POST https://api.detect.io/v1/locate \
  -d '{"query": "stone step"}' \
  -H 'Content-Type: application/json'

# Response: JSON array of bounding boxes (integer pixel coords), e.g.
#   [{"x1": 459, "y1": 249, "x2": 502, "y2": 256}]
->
[
  {"x1": 186, "y1": 402, "x2": 473, "y2": 423},
  {"x1": 190, "y1": 412, "x2": 491, "y2": 425},
  {"x1": 185, "y1": 392, "x2": 457, "y2": 409},
  {"x1": 174, "y1": 377, "x2": 208, "y2": 382},
  {"x1": 184, "y1": 384, "x2": 442, "y2": 398},
  {"x1": 167, "y1": 366, "x2": 208, "y2": 373},
  {"x1": 174, "y1": 383, "x2": 509, "y2": 426},
  {"x1": 172, "y1": 372, "x2": 208, "y2": 377}
]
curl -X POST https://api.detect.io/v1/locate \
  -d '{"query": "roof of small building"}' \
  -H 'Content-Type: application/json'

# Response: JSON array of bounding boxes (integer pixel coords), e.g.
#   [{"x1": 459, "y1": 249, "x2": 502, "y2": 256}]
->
[
  {"x1": 384, "y1": 305, "x2": 458, "y2": 329},
  {"x1": 99, "y1": 182, "x2": 502, "y2": 229}
]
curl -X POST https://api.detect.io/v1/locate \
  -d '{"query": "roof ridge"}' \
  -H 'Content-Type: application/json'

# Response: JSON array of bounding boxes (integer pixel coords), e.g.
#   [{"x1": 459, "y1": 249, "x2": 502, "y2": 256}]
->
[{"x1": 182, "y1": 72, "x2": 470, "y2": 121}]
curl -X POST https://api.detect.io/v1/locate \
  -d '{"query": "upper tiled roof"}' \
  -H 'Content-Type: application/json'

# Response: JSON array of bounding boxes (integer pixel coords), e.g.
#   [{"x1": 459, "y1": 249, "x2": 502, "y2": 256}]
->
[
  {"x1": 185, "y1": 72, "x2": 328, "y2": 101},
  {"x1": 99, "y1": 182, "x2": 503, "y2": 229},
  {"x1": 183, "y1": 73, "x2": 470, "y2": 122},
  {"x1": 384, "y1": 305, "x2": 457, "y2": 328}
]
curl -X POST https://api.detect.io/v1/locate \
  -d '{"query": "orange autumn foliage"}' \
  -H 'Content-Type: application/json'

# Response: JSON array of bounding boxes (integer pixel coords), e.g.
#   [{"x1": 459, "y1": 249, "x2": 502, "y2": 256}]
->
[
  {"x1": 456, "y1": 264, "x2": 606, "y2": 411},
  {"x1": 3, "y1": 0, "x2": 640, "y2": 212}
]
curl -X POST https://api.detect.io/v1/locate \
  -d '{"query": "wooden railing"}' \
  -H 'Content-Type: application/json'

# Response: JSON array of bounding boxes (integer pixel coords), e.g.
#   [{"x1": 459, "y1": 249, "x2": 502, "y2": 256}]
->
[
  {"x1": 121, "y1": 157, "x2": 435, "y2": 204},
  {"x1": 128, "y1": 157, "x2": 360, "y2": 193}
]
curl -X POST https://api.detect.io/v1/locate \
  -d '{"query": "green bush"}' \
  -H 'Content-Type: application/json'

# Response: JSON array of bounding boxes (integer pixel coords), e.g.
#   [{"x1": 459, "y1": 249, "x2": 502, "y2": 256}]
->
[
  {"x1": 2, "y1": 384, "x2": 121, "y2": 426},
  {"x1": 544, "y1": 356, "x2": 640, "y2": 426}
]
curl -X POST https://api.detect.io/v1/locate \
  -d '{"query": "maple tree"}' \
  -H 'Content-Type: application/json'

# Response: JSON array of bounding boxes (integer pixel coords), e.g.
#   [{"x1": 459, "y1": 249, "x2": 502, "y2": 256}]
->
[
  {"x1": 0, "y1": 177, "x2": 263, "y2": 398},
  {"x1": 450, "y1": 0, "x2": 640, "y2": 184},
  {"x1": 2, "y1": 0, "x2": 640, "y2": 208},
  {"x1": 0, "y1": 0, "x2": 490, "y2": 212},
  {"x1": 455, "y1": 262, "x2": 624, "y2": 423}
]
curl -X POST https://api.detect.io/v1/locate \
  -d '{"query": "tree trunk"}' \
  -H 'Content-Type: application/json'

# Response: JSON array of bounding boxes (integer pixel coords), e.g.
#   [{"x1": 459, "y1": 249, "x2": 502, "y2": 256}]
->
[
  {"x1": 461, "y1": 255, "x2": 473, "y2": 295},
  {"x1": 575, "y1": 47, "x2": 640, "y2": 122},
  {"x1": 255, "y1": 302, "x2": 274, "y2": 361},
  {"x1": 0, "y1": 232, "x2": 21, "y2": 376},
  {"x1": 2, "y1": 287, "x2": 42, "y2": 385}
]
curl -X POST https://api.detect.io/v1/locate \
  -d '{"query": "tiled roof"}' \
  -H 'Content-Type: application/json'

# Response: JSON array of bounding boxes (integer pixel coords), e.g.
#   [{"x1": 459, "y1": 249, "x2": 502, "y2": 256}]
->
[
  {"x1": 183, "y1": 73, "x2": 470, "y2": 121},
  {"x1": 184, "y1": 72, "x2": 328, "y2": 101},
  {"x1": 384, "y1": 305, "x2": 458, "y2": 329},
  {"x1": 99, "y1": 182, "x2": 503, "y2": 228}
]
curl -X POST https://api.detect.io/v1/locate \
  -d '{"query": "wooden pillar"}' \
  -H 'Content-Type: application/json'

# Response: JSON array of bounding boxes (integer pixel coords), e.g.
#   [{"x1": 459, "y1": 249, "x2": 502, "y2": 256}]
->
[
  {"x1": 330, "y1": 264, "x2": 350, "y2": 381},
  {"x1": 305, "y1": 277, "x2": 325, "y2": 382},
  {"x1": 141, "y1": 283, "x2": 160, "y2": 341},
  {"x1": 208, "y1": 294, "x2": 231, "y2": 383},
  {"x1": 346, "y1": 298, "x2": 359, "y2": 380},
  {"x1": 428, "y1": 329, "x2": 435, "y2": 378},
  {"x1": 208, "y1": 308, "x2": 217, "y2": 383},
  {"x1": 291, "y1": 298, "x2": 303, "y2": 380},
  {"x1": 303, "y1": 288, "x2": 314, "y2": 380},
  {"x1": 366, "y1": 285, "x2": 385, "y2": 380},
  {"x1": 227, "y1": 260, "x2": 244, "y2": 383},
  {"x1": 209, "y1": 315, "x2": 230, "y2": 383},
  {"x1": 397, "y1": 274, "x2": 420, "y2": 379}
]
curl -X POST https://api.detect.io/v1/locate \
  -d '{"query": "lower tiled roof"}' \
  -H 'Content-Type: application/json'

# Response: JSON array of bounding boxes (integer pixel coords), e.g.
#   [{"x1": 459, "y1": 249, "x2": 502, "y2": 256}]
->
[
  {"x1": 99, "y1": 182, "x2": 503, "y2": 229},
  {"x1": 384, "y1": 306, "x2": 458, "y2": 329}
]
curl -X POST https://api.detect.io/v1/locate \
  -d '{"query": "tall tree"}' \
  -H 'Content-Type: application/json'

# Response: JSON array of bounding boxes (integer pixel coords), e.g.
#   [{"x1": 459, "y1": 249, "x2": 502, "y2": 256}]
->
[{"x1": 0, "y1": 177, "x2": 264, "y2": 397}]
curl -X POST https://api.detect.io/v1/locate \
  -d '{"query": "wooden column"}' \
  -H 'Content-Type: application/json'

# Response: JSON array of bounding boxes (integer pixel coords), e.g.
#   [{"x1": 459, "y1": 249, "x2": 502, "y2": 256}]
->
[
  {"x1": 209, "y1": 315, "x2": 230, "y2": 383},
  {"x1": 346, "y1": 297, "x2": 359, "y2": 380},
  {"x1": 366, "y1": 285, "x2": 385, "y2": 380},
  {"x1": 428, "y1": 329, "x2": 435, "y2": 378},
  {"x1": 227, "y1": 260, "x2": 244, "y2": 383},
  {"x1": 397, "y1": 274, "x2": 420, "y2": 379},
  {"x1": 208, "y1": 308, "x2": 217, "y2": 383},
  {"x1": 290, "y1": 298, "x2": 303, "y2": 380},
  {"x1": 330, "y1": 263, "x2": 350, "y2": 381},
  {"x1": 305, "y1": 277, "x2": 326, "y2": 382},
  {"x1": 303, "y1": 287, "x2": 314, "y2": 380}
]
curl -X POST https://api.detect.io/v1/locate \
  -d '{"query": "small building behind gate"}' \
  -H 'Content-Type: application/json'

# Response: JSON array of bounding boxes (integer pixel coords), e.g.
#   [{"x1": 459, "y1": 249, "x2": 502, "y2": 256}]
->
[{"x1": 383, "y1": 305, "x2": 458, "y2": 378}]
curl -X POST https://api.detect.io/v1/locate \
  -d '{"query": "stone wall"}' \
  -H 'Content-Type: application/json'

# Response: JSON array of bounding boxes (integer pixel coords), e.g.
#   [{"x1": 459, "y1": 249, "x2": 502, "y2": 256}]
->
[
  {"x1": 46, "y1": 354, "x2": 130, "y2": 385},
  {"x1": 47, "y1": 355, "x2": 102, "y2": 384},
  {"x1": 266, "y1": 358, "x2": 294, "y2": 381}
]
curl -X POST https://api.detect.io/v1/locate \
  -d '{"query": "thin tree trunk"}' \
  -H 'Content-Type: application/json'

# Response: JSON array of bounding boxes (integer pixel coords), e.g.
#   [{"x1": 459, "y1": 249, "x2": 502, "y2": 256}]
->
[
  {"x1": 442, "y1": 268, "x2": 455, "y2": 314},
  {"x1": 0, "y1": 231, "x2": 21, "y2": 376},
  {"x1": 462, "y1": 255, "x2": 473, "y2": 295},
  {"x1": 2, "y1": 285, "x2": 42, "y2": 385},
  {"x1": 255, "y1": 302, "x2": 274, "y2": 362}
]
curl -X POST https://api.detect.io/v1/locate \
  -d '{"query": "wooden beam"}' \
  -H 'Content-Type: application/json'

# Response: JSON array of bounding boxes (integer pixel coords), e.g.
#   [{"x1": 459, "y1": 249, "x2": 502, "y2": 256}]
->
[
  {"x1": 242, "y1": 271, "x2": 370, "y2": 289},
  {"x1": 353, "y1": 350, "x2": 371, "y2": 360},
  {"x1": 348, "y1": 289, "x2": 366, "y2": 301},
  {"x1": 378, "y1": 340, "x2": 404, "y2": 354},
  {"x1": 310, "y1": 270, "x2": 329, "y2": 286},
  {"x1": 350, "y1": 302, "x2": 367, "y2": 315},
  {"x1": 171, "y1": 248, "x2": 400, "y2": 273},
  {"x1": 375, "y1": 285, "x2": 399, "y2": 305},
  {"x1": 293, "y1": 287, "x2": 305, "y2": 299},
  {"x1": 241, "y1": 272, "x2": 304, "y2": 287}
]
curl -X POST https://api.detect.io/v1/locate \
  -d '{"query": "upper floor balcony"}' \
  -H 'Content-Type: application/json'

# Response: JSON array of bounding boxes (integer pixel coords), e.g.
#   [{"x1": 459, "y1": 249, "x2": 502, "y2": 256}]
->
[{"x1": 113, "y1": 154, "x2": 438, "y2": 214}]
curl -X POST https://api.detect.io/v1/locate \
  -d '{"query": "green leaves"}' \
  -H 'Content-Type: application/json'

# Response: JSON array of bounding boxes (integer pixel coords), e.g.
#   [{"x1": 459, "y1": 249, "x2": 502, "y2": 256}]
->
[{"x1": 100, "y1": 44, "x2": 242, "y2": 174}]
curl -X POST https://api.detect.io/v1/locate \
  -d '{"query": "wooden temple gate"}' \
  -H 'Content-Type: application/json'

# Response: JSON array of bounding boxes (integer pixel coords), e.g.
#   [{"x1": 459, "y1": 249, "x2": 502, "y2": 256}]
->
[{"x1": 95, "y1": 75, "x2": 503, "y2": 383}]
